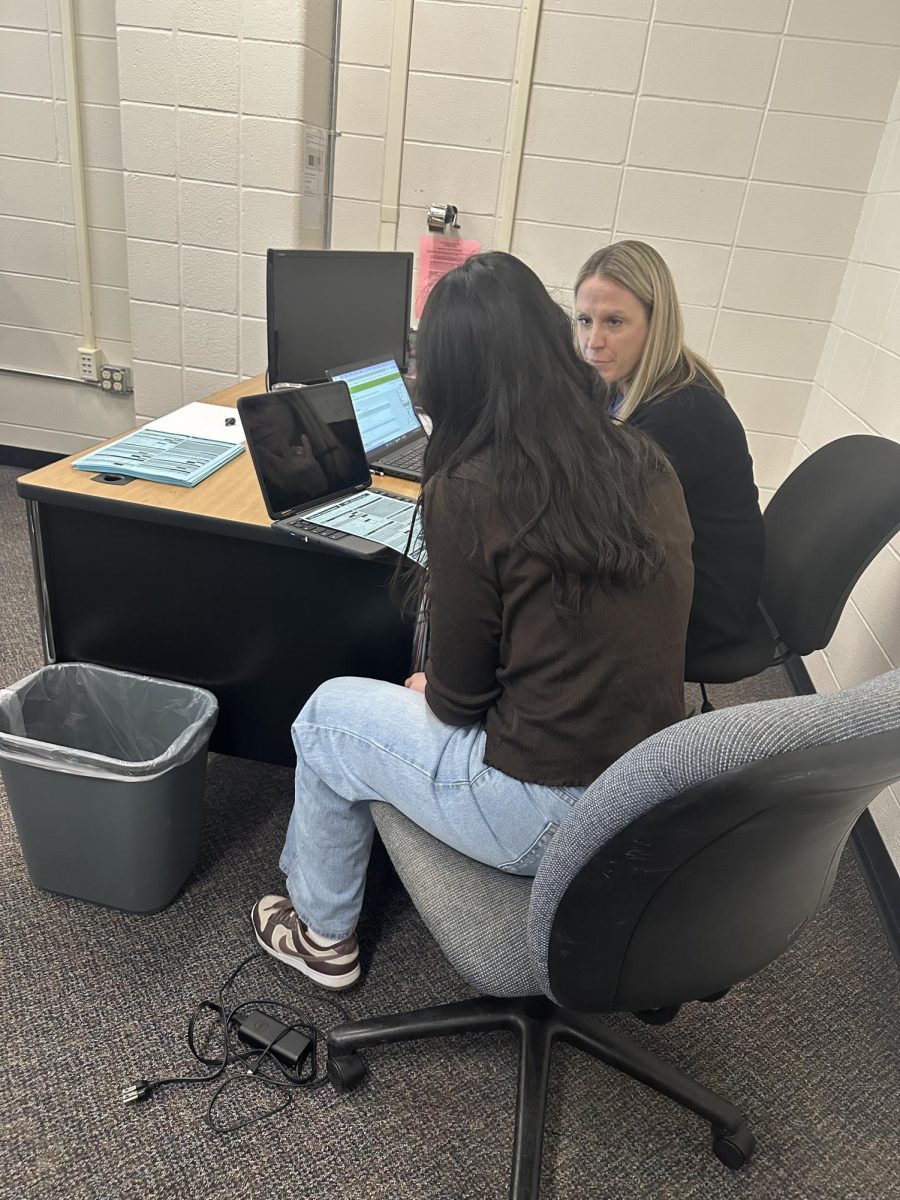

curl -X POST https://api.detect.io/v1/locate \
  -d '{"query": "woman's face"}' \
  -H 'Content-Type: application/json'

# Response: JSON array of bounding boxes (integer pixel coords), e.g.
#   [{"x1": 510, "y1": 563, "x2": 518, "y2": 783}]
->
[{"x1": 574, "y1": 274, "x2": 650, "y2": 388}]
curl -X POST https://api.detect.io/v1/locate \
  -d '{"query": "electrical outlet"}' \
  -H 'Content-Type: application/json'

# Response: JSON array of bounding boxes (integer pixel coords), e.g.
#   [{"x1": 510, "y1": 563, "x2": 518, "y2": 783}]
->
[
  {"x1": 99, "y1": 363, "x2": 133, "y2": 395},
  {"x1": 77, "y1": 346, "x2": 104, "y2": 382}
]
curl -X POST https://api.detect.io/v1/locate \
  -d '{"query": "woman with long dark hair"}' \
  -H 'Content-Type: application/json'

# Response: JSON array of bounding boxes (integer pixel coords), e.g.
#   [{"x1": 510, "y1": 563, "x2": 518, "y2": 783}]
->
[{"x1": 251, "y1": 252, "x2": 694, "y2": 990}]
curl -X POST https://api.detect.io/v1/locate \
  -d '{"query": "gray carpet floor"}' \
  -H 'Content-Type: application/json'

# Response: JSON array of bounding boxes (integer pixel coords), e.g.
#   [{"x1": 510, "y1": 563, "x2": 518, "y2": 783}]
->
[{"x1": 1, "y1": 463, "x2": 898, "y2": 1200}]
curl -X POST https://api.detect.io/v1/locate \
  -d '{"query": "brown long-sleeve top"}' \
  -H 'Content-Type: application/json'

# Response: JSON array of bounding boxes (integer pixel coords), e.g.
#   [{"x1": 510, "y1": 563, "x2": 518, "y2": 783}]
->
[{"x1": 423, "y1": 458, "x2": 694, "y2": 786}]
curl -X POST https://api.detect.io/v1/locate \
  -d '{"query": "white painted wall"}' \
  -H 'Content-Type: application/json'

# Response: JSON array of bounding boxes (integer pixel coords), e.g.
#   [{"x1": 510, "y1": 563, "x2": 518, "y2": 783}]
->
[
  {"x1": 333, "y1": 0, "x2": 900, "y2": 505},
  {"x1": 2, "y1": 0, "x2": 898, "y2": 470},
  {"x1": 798, "y1": 73, "x2": 900, "y2": 868},
  {"x1": 0, "y1": 0, "x2": 334, "y2": 441},
  {"x1": 114, "y1": 0, "x2": 334, "y2": 420},
  {"x1": 0, "y1": 0, "x2": 134, "y2": 452}
]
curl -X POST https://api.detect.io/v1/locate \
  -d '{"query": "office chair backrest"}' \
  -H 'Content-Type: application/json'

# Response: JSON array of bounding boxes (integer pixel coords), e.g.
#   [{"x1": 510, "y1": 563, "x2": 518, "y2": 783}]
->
[
  {"x1": 761, "y1": 435, "x2": 900, "y2": 656},
  {"x1": 527, "y1": 669, "x2": 900, "y2": 1013}
]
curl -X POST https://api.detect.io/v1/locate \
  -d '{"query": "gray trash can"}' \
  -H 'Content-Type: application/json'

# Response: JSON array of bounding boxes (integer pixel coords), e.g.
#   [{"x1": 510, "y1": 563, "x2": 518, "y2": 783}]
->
[{"x1": 0, "y1": 663, "x2": 218, "y2": 913}]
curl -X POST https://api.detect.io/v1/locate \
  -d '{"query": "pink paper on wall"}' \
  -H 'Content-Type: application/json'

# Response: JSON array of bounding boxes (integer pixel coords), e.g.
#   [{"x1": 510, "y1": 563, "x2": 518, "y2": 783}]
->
[{"x1": 415, "y1": 235, "x2": 481, "y2": 318}]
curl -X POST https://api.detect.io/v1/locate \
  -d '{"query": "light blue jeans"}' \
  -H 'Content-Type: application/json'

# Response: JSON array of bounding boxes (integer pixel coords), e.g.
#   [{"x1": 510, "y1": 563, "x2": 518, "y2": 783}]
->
[{"x1": 279, "y1": 677, "x2": 584, "y2": 940}]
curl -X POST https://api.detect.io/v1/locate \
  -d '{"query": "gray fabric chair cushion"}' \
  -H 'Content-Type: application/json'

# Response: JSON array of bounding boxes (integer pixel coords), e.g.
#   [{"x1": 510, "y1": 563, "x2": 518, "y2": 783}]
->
[
  {"x1": 371, "y1": 802, "x2": 540, "y2": 996},
  {"x1": 528, "y1": 668, "x2": 900, "y2": 999}
]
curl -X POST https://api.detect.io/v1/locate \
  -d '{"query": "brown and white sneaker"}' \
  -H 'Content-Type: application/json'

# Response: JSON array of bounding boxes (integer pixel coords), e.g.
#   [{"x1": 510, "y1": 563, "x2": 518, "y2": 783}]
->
[{"x1": 251, "y1": 895, "x2": 361, "y2": 990}]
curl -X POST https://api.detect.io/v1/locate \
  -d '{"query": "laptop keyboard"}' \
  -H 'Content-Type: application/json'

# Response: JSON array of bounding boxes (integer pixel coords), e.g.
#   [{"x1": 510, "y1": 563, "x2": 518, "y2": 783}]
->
[
  {"x1": 281, "y1": 490, "x2": 425, "y2": 563},
  {"x1": 383, "y1": 441, "x2": 425, "y2": 472},
  {"x1": 283, "y1": 517, "x2": 347, "y2": 540}
]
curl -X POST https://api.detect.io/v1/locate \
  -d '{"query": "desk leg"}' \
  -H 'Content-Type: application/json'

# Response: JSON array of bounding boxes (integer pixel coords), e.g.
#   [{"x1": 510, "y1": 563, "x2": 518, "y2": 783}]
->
[{"x1": 25, "y1": 499, "x2": 55, "y2": 664}]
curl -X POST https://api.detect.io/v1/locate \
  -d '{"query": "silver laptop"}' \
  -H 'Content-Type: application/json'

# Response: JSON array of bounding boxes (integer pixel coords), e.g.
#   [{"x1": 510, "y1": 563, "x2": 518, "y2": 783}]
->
[
  {"x1": 237, "y1": 383, "x2": 423, "y2": 561},
  {"x1": 326, "y1": 356, "x2": 427, "y2": 482}
]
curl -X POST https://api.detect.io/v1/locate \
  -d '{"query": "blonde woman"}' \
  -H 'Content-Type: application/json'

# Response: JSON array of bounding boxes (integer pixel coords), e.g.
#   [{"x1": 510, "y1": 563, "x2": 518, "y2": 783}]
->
[{"x1": 574, "y1": 240, "x2": 764, "y2": 665}]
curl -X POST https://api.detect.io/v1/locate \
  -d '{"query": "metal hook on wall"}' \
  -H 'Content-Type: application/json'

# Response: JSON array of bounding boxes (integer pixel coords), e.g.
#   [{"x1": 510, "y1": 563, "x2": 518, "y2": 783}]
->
[{"x1": 426, "y1": 204, "x2": 460, "y2": 233}]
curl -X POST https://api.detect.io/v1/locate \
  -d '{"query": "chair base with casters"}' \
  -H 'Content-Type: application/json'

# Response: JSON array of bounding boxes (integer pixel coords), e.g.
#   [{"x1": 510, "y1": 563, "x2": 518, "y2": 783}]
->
[
  {"x1": 324, "y1": 672, "x2": 900, "y2": 1199},
  {"x1": 327, "y1": 994, "x2": 754, "y2": 1200}
]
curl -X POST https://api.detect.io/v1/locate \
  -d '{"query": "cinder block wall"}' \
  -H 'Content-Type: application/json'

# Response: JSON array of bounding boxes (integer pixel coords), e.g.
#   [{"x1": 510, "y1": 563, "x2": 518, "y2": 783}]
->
[
  {"x1": 333, "y1": 0, "x2": 900, "y2": 504},
  {"x1": 0, "y1": 0, "x2": 133, "y2": 452},
  {"x1": 3, "y1": 0, "x2": 898, "y2": 468},
  {"x1": 797, "y1": 75, "x2": 900, "y2": 863},
  {"x1": 0, "y1": 0, "x2": 335, "y2": 440},
  {"x1": 115, "y1": 0, "x2": 334, "y2": 419}
]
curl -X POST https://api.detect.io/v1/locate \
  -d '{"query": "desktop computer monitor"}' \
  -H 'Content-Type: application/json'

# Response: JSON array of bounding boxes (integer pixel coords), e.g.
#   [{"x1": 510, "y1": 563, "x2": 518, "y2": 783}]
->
[{"x1": 266, "y1": 249, "x2": 414, "y2": 386}]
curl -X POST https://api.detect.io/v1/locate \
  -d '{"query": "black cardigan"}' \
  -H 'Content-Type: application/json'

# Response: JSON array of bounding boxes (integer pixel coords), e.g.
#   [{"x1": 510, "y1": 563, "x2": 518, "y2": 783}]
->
[{"x1": 629, "y1": 381, "x2": 765, "y2": 661}]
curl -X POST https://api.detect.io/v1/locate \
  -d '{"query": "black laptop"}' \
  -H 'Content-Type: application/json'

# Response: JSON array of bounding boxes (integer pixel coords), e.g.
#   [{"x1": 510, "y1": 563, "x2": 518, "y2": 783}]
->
[
  {"x1": 237, "y1": 383, "x2": 422, "y2": 561},
  {"x1": 326, "y1": 356, "x2": 427, "y2": 482}
]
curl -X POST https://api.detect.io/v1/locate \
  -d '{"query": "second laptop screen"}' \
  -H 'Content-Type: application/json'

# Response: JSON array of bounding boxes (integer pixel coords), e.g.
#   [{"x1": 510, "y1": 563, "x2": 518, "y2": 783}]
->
[{"x1": 330, "y1": 359, "x2": 420, "y2": 454}]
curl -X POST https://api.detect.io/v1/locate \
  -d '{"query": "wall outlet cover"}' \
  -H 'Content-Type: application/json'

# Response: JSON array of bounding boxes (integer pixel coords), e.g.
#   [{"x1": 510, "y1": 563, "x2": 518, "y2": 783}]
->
[
  {"x1": 78, "y1": 346, "x2": 104, "y2": 382},
  {"x1": 99, "y1": 363, "x2": 134, "y2": 395}
]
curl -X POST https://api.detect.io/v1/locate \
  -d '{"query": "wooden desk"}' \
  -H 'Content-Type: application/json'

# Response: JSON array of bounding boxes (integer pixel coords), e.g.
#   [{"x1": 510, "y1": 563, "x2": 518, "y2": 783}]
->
[{"x1": 17, "y1": 376, "x2": 420, "y2": 765}]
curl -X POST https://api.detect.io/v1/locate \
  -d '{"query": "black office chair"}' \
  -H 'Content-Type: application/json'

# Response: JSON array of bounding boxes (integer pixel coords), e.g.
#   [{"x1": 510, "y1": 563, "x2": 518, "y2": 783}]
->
[
  {"x1": 326, "y1": 669, "x2": 900, "y2": 1199},
  {"x1": 686, "y1": 434, "x2": 900, "y2": 707}
]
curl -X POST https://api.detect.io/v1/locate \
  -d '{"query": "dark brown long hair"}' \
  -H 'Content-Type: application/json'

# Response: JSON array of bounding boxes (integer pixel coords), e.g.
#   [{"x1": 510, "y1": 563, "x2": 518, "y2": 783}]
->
[{"x1": 399, "y1": 251, "x2": 670, "y2": 614}]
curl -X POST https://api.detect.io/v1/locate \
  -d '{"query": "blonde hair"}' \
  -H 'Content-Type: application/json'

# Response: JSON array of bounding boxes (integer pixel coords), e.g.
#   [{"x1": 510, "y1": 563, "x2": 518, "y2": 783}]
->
[{"x1": 574, "y1": 240, "x2": 723, "y2": 422}]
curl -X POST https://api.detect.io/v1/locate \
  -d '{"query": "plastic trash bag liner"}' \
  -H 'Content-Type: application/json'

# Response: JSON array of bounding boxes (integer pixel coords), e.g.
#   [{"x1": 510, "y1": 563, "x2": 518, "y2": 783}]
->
[{"x1": 0, "y1": 663, "x2": 218, "y2": 780}]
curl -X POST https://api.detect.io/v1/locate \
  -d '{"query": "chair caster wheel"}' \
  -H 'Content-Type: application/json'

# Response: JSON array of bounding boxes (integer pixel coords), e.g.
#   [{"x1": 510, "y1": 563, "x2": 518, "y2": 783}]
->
[
  {"x1": 327, "y1": 1052, "x2": 367, "y2": 1093},
  {"x1": 712, "y1": 1122, "x2": 755, "y2": 1170},
  {"x1": 634, "y1": 1004, "x2": 681, "y2": 1025}
]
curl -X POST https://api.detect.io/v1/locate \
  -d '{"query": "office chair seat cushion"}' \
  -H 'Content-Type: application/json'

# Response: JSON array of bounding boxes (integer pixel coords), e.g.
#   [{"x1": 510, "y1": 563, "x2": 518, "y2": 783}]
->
[
  {"x1": 684, "y1": 604, "x2": 774, "y2": 684},
  {"x1": 370, "y1": 802, "x2": 541, "y2": 997},
  {"x1": 527, "y1": 668, "x2": 900, "y2": 1001}
]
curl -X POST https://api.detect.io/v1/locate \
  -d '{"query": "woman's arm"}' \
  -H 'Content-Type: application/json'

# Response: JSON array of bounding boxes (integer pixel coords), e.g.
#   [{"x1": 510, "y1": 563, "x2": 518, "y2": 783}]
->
[
  {"x1": 630, "y1": 385, "x2": 750, "y2": 494},
  {"x1": 422, "y1": 473, "x2": 503, "y2": 725}
]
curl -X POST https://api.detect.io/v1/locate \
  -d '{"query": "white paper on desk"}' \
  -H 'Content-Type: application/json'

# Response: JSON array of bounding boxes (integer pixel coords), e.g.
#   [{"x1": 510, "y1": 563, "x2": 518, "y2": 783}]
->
[{"x1": 144, "y1": 402, "x2": 245, "y2": 445}]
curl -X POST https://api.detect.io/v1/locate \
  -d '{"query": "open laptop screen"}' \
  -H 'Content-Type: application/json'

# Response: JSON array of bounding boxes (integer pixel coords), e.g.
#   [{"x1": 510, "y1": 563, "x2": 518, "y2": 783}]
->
[
  {"x1": 267, "y1": 250, "x2": 413, "y2": 385},
  {"x1": 329, "y1": 358, "x2": 420, "y2": 454},
  {"x1": 239, "y1": 384, "x2": 370, "y2": 520}
]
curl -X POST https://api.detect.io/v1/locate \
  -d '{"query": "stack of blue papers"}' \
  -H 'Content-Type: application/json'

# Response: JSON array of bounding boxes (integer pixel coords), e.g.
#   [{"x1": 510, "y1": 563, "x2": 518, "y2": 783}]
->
[{"x1": 74, "y1": 428, "x2": 244, "y2": 488}]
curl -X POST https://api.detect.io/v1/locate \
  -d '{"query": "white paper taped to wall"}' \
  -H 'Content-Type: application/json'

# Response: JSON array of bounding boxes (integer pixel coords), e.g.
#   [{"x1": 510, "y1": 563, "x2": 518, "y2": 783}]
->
[{"x1": 302, "y1": 126, "x2": 327, "y2": 229}]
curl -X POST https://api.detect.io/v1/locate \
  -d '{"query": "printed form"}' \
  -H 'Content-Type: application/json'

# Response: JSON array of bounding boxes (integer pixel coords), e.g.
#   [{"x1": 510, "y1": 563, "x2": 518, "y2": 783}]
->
[{"x1": 307, "y1": 492, "x2": 426, "y2": 562}]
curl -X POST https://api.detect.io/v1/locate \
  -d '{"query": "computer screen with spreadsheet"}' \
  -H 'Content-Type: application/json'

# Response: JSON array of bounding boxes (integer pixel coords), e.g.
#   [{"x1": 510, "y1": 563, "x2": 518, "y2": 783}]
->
[{"x1": 328, "y1": 358, "x2": 420, "y2": 455}]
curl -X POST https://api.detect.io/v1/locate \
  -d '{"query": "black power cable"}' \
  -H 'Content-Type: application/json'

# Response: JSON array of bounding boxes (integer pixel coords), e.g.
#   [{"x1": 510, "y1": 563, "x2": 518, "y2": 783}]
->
[{"x1": 122, "y1": 951, "x2": 353, "y2": 1134}]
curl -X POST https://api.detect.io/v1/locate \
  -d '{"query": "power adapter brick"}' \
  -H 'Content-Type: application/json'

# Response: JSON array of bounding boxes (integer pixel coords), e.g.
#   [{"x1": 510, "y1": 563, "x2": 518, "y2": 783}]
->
[
  {"x1": 234, "y1": 1009, "x2": 312, "y2": 1069},
  {"x1": 122, "y1": 992, "x2": 317, "y2": 1111}
]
